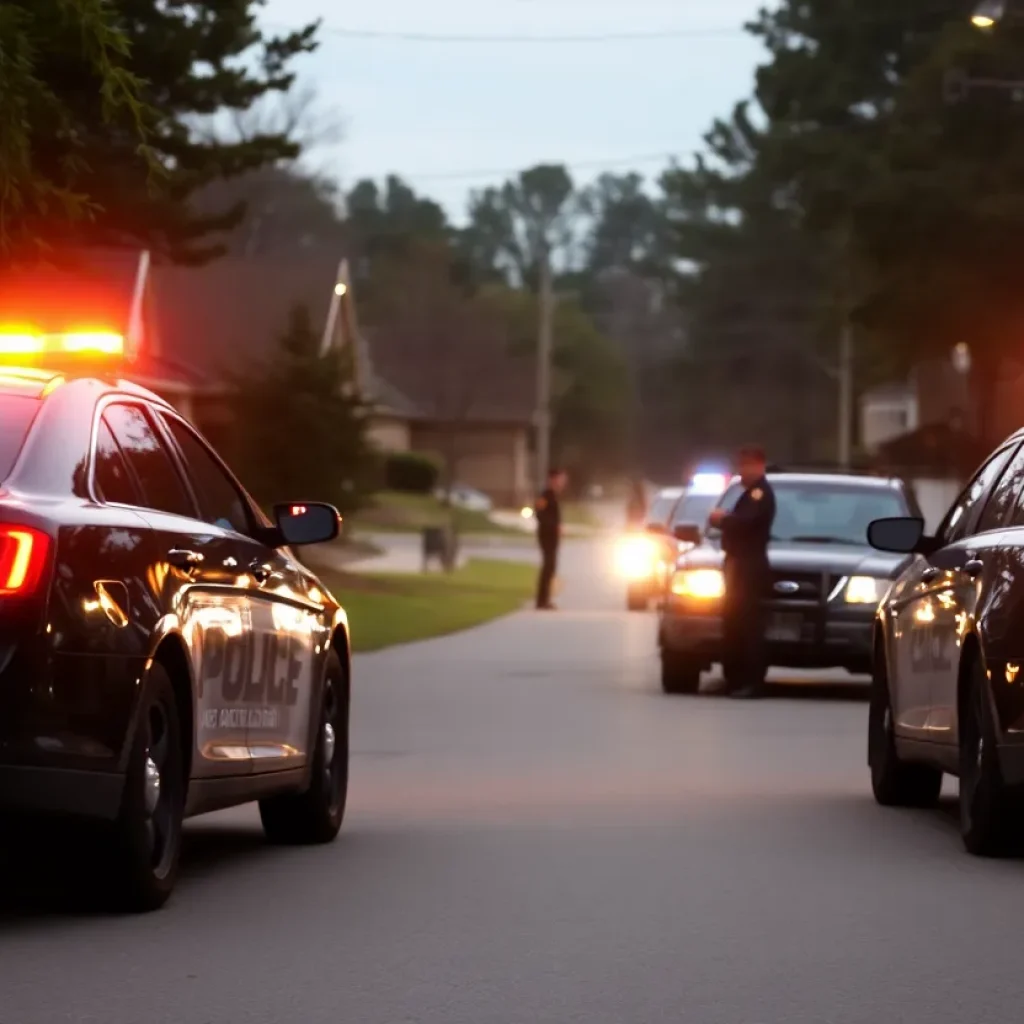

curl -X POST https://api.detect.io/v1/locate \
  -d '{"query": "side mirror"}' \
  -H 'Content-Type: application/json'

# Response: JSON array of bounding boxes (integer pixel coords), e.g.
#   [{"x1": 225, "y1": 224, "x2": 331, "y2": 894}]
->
[
  {"x1": 273, "y1": 502, "x2": 341, "y2": 546},
  {"x1": 867, "y1": 516, "x2": 930, "y2": 554},
  {"x1": 673, "y1": 523, "x2": 702, "y2": 545}
]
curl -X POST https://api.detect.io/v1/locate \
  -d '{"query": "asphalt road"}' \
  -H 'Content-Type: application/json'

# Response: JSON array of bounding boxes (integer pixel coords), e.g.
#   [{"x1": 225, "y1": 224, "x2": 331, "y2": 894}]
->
[{"x1": 3, "y1": 538, "x2": 1024, "y2": 1023}]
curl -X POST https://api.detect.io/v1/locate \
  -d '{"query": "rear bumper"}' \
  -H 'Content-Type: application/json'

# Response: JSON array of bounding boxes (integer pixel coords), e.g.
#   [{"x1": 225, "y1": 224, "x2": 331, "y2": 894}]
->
[
  {"x1": 0, "y1": 765, "x2": 124, "y2": 819},
  {"x1": 660, "y1": 599, "x2": 874, "y2": 673}
]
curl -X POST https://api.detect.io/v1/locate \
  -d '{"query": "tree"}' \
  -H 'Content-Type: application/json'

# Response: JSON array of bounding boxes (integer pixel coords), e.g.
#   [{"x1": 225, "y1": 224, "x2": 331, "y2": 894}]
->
[
  {"x1": 345, "y1": 176, "x2": 450, "y2": 263},
  {"x1": 462, "y1": 164, "x2": 580, "y2": 289},
  {"x1": 227, "y1": 305, "x2": 374, "y2": 516},
  {"x1": 743, "y1": 0, "x2": 1024, "y2": 444},
  {"x1": 2, "y1": 0, "x2": 319, "y2": 264},
  {"x1": 481, "y1": 285, "x2": 630, "y2": 484},
  {"x1": 191, "y1": 166, "x2": 346, "y2": 258},
  {"x1": 361, "y1": 241, "x2": 524, "y2": 507},
  {"x1": 578, "y1": 172, "x2": 673, "y2": 280},
  {"x1": 0, "y1": 0, "x2": 153, "y2": 262}
]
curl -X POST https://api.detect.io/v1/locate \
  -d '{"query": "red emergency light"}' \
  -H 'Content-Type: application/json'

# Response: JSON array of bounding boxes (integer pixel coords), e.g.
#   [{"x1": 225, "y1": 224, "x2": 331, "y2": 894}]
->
[{"x1": 0, "y1": 327, "x2": 126, "y2": 372}]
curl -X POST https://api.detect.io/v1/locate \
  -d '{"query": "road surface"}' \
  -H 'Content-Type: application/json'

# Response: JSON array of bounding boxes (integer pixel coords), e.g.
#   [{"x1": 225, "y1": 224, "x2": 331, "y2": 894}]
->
[{"x1": 2, "y1": 537, "x2": 1022, "y2": 1024}]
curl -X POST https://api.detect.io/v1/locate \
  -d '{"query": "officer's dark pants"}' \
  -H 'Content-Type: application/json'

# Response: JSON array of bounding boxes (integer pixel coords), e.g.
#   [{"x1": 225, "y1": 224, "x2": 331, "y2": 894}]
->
[
  {"x1": 537, "y1": 539, "x2": 559, "y2": 608},
  {"x1": 722, "y1": 560, "x2": 768, "y2": 692}
]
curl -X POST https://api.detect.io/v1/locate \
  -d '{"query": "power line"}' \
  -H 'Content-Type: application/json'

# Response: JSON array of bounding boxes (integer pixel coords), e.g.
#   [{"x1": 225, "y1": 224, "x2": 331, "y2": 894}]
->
[{"x1": 272, "y1": 22, "x2": 749, "y2": 44}]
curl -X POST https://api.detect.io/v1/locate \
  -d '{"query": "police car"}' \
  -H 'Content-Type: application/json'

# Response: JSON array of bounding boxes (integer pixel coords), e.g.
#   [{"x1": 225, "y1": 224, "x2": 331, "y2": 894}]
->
[
  {"x1": 618, "y1": 474, "x2": 729, "y2": 611},
  {"x1": 867, "y1": 430, "x2": 1024, "y2": 854},
  {"x1": 0, "y1": 330, "x2": 349, "y2": 910},
  {"x1": 659, "y1": 471, "x2": 920, "y2": 694}
]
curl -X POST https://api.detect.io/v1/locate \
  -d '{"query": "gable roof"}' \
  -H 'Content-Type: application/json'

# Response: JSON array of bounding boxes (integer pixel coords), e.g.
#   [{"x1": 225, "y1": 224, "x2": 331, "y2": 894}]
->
[{"x1": 0, "y1": 248, "x2": 535, "y2": 425}]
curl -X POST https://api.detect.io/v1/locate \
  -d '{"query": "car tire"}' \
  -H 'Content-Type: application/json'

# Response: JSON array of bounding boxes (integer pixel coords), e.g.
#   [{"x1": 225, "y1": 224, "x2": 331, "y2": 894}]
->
[
  {"x1": 104, "y1": 663, "x2": 186, "y2": 912},
  {"x1": 959, "y1": 655, "x2": 1021, "y2": 856},
  {"x1": 661, "y1": 650, "x2": 702, "y2": 695},
  {"x1": 260, "y1": 650, "x2": 349, "y2": 846},
  {"x1": 868, "y1": 649, "x2": 941, "y2": 809}
]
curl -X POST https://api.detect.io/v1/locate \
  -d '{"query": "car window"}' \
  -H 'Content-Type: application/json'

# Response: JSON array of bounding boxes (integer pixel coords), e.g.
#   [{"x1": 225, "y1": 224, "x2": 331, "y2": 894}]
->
[
  {"x1": 103, "y1": 404, "x2": 194, "y2": 519},
  {"x1": 93, "y1": 418, "x2": 141, "y2": 506},
  {"x1": 671, "y1": 491, "x2": 720, "y2": 528},
  {"x1": 0, "y1": 394, "x2": 40, "y2": 481},
  {"x1": 976, "y1": 445, "x2": 1024, "y2": 534},
  {"x1": 645, "y1": 494, "x2": 678, "y2": 527},
  {"x1": 712, "y1": 479, "x2": 908, "y2": 546},
  {"x1": 938, "y1": 446, "x2": 1016, "y2": 545},
  {"x1": 161, "y1": 416, "x2": 252, "y2": 536}
]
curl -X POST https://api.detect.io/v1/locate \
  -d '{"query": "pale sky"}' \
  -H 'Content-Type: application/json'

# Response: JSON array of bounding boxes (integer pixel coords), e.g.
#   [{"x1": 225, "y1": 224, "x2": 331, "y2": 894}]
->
[{"x1": 261, "y1": 0, "x2": 768, "y2": 222}]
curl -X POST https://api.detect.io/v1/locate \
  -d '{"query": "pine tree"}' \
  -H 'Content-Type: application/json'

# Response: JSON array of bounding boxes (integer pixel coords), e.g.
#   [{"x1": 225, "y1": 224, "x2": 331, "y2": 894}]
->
[
  {"x1": 228, "y1": 305, "x2": 375, "y2": 517},
  {"x1": 0, "y1": 0, "x2": 318, "y2": 265}
]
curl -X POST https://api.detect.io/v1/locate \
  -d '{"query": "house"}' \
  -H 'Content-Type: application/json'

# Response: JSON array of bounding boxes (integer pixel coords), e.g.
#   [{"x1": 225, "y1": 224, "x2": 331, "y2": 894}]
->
[{"x1": 0, "y1": 249, "x2": 536, "y2": 506}]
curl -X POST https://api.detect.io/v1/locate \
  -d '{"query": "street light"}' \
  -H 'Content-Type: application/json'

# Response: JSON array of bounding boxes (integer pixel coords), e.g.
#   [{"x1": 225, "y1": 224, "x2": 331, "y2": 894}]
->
[{"x1": 972, "y1": 0, "x2": 1006, "y2": 28}]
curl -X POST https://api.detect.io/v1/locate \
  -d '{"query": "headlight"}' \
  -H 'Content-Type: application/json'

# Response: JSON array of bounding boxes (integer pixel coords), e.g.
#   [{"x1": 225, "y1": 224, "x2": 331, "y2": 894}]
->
[
  {"x1": 844, "y1": 575, "x2": 885, "y2": 605},
  {"x1": 616, "y1": 535, "x2": 659, "y2": 579},
  {"x1": 670, "y1": 568, "x2": 725, "y2": 599}
]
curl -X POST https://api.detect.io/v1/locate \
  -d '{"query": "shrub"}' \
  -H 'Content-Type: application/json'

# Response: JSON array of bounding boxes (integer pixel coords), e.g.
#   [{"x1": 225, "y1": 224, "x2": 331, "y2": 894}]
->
[{"x1": 384, "y1": 451, "x2": 442, "y2": 493}]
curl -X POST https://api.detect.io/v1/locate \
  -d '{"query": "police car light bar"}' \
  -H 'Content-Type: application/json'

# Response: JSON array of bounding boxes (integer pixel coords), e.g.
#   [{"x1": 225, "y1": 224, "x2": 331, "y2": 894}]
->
[
  {"x1": 690, "y1": 472, "x2": 729, "y2": 495},
  {"x1": 0, "y1": 328, "x2": 125, "y2": 363}
]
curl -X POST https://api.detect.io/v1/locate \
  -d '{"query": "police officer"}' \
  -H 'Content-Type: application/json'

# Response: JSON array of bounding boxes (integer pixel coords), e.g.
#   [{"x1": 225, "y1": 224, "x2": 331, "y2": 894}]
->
[
  {"x1": 625, "y1": 477, "x2": 647, "y2": 530},
  {"x1": 535, "y1": 466, "x2": 568, "y2": 610},
  {"x1": 707, "y1": 446, "x2": 776, "y2": 699}
]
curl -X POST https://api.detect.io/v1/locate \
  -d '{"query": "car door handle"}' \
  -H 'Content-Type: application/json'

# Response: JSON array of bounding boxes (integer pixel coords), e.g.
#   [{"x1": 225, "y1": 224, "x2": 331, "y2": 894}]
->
[
  {"x1": 249, "y1": 560, "x2": 272, "y2": 583},
  {"x1": 921, "y1": 567, "x2": 941, "y2": 584},
  {"x1": 168, "y1": 549, "x2": 203, "y2": 571},
  {"x1": 964, "y1": 559, "x2": 985, "y2": 579}
]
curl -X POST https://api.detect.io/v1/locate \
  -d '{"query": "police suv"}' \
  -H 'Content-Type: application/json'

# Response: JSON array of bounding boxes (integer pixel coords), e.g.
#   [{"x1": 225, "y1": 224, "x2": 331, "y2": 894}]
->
[{"x1": 0, "y1": 332, "x2": 349, "y2": 911}]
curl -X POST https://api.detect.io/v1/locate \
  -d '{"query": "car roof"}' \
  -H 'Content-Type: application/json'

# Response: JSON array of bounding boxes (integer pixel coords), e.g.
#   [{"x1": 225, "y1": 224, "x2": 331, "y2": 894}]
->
[
  {"x1": 762, "y1": 472, "x2": 904, "y2": 489},
  {"x1": 0, "y1": 367, "x2": 173, "y2": 408}
]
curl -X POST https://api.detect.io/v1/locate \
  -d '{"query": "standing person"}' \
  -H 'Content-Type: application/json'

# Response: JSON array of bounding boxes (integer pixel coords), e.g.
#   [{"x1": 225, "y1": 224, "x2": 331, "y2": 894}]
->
[
  {"x1": 625, "y1": 477, "x2": 647, "y2": 530},
  {"x1": 707, "y1": 446, "x2": 776, "y2": 699},
  {"x1": 534, "y1": 467, "x2": 568, "y2": 610}
]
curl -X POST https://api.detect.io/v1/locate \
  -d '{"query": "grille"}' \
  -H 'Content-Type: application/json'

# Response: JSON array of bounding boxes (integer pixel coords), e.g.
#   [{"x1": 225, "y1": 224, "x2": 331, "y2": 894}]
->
[{"x1": 769, "y1": 570, "x2": 825, "y2": 602}]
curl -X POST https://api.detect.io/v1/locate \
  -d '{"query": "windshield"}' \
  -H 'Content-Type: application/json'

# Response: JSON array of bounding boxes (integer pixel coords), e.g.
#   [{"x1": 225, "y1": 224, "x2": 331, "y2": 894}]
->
[
  {"x1": 645, "y1": 494, "x2": 679, "y2": 528},
  {"x1": 713, "y1": 479, "x2": 909, "y2": 546},
  {"x1": 671, "y1": 491, "x2": 721, "y2": 528},
  {"x1": 0, "y1": 395, "x2": 40, "y2": 482}
]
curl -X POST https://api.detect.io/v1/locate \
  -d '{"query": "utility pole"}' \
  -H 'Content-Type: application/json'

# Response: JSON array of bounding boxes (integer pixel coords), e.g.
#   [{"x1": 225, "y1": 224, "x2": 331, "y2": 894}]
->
[
  {"x1": 837, "y1": 318, "x2": 854, "y2": 468},
  {"x1": 535, "y1": 243, "x2": 555, "y2": 493}
]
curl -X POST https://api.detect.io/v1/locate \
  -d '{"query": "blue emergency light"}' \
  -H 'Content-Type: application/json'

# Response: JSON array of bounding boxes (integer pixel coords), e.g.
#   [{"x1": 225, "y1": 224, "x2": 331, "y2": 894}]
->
[{"x1": 690, "y1": 471, "x2": 730, "y2": 496}]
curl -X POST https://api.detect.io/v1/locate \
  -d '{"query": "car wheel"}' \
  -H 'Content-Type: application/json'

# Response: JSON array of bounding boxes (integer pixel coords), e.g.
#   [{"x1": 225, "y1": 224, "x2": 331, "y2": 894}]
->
[
  {"x1": 260, "y1": 650, "x2": 349, "y2": 845},
  {"x1": 868, "y1": 649, "x2": 941, "y2": 808},
  {"x1": 959, "y1": 656, "x2": 1020, "y2": 856},
  {"x1": 105, "y1": 663, "x2": 185, "y2": 912},
  {"x1": 661, "y1": 650, "x2": 702, "y2": 695}
]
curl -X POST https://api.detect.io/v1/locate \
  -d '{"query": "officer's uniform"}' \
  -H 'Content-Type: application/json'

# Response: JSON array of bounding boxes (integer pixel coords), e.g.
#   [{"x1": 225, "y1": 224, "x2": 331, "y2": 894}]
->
[
  {"x1": 535, "y1": 486, "x2": 561, "y2": 609},
  {"x1": 719, "y1": 476, "x2": 776, "y2": 696}
]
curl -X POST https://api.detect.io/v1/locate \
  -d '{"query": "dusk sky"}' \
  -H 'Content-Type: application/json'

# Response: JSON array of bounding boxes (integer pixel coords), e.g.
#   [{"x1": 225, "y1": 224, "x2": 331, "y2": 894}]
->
[{"x1": 261, "y1": 0, "x2": 768, "y2": 221}]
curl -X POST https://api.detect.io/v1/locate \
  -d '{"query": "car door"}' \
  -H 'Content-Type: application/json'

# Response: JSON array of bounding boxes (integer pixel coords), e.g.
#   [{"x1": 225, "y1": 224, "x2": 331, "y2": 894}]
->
[
  {"x1": 887, "y1": 445, "x2": 1016, "y2": 738},
  {"x1": 156, "y1": 412, "x2": 322, "y2": 773},
  {"x1": 925, "y1": 444, "x2": 1024, "y2": 740},
  {"x1": 101, "y1": 400, "x2": 255, "y2": 779},
  {"x1": 964, "y1": 455, "x2": 1024, "y2": 740}
]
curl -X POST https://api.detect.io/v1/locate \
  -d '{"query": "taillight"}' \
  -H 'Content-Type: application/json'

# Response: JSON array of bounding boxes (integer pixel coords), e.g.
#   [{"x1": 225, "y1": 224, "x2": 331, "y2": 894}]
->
[{"x1": 0, "y1": 525, "x2": 51, "y2": 596}]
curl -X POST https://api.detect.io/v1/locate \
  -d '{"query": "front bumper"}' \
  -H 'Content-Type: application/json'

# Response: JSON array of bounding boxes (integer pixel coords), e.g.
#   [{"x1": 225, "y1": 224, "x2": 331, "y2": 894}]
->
[{"x1": 659, "y1": 596, "x2": 875, "y2": 673}]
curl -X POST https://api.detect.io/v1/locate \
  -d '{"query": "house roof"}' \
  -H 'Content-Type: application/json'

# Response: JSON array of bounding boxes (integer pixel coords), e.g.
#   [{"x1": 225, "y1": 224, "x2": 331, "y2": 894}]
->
[{"x1": 0, "y1": 248, "x2": 535, "y2": 425}]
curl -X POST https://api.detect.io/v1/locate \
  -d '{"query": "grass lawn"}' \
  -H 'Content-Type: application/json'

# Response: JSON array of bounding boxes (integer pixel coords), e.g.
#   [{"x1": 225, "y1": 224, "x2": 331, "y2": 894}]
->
[
  {"x1": 348, "y1": 490, "x2": 525, "y2": 536},
  {"x1": 560, "y1": 501, "x2": 603, "y2": 529},
  {"x1": 315, "y1": 558, "x2": 536, "y2": 653}
]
